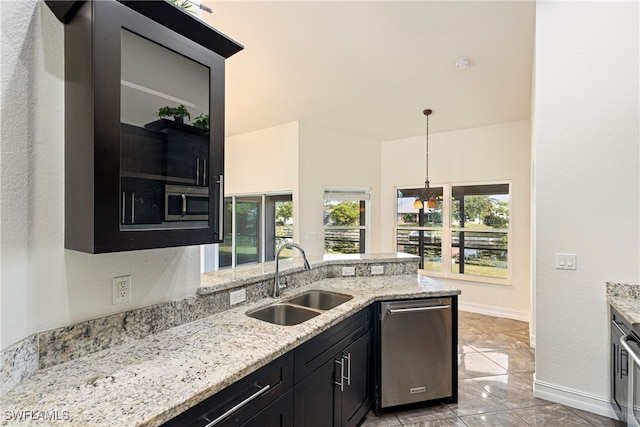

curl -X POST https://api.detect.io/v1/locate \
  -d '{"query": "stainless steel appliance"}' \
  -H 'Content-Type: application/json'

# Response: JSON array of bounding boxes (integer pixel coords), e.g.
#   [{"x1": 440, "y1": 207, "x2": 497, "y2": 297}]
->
[
  {"x1": 380, "y1": 298, "x2": 453, "y2": 408},
  {"x1": 165, "y1": 184, "x2": 209, "y2": 221}
]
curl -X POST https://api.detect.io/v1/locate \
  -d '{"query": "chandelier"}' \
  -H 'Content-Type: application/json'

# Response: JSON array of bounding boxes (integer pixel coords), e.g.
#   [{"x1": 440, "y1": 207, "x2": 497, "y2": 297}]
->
[{"x1": 414, "y1": 109, "x2": 437, "y2": 210}]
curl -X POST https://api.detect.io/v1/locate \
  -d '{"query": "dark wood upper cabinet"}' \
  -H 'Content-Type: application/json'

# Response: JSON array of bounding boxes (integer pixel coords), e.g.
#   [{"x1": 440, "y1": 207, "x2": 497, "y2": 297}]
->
[{"x1": 49, "y1": 0, "x2": 242, "y2": 253}]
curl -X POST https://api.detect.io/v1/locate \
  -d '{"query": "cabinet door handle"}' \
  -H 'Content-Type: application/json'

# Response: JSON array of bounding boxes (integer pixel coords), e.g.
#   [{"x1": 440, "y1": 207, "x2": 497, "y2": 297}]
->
[
  {"x1": 196, "y1": 158, "x2": 200, "y2": 186},
  {"x1": 335, "y1": 358, "x2": 344, "y2": 391},
  {"x1": 343, "y1": 353, "x2": 351, "y2": 386},
  {"x1": 202, "y1": 159, "x2": 207, "y2": 186},
  {"x1": 181, "y1": 194, "x2": 187, "y2": 217},
  {"x1": 122, "y1": 192, "x2": 126, "y2": 224},
  {"x1": 204, "y1": 383, "x2": 271, "y2": 427},
  {"x1": 131, "y1": 193, "x2": 135, "y2": 224},
  {"x1": 217, "y1": 175, "x2": 224, "y2": 238}
]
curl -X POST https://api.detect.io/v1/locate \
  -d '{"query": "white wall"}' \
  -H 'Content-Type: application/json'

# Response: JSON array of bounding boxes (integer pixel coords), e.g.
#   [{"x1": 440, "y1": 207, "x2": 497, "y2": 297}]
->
[
  {"x1": 225, "y1": 122, "x2": 299, "y2": 196},
  {"x1": 0, "y1": 1, "x2": 203, "y2": 350},
  {"x1": 534, "y1": 1, "x2": 639, "y2": 416},
  {"x1": 298, "y1": 123, "x2": 382, "y2": 257},
  {"x1": 380, "y1": 120, "x2": 532, "y2": 320}
]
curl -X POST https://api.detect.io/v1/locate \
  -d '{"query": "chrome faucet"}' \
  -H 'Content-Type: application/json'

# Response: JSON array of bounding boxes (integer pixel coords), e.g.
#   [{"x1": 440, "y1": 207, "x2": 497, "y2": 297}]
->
[{"x1": 273, "y1": 243, "x2": 311, "y2": 298}]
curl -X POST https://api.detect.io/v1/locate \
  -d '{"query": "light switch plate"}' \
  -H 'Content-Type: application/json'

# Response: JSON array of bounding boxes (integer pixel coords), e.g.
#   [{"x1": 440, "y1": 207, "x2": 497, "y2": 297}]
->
[
  {"x1": 556, "y1": 253, "x2": 577, "y2": 270},
  {"x1": 230, "y1": 289, "x2": 246, "y2": 305}
]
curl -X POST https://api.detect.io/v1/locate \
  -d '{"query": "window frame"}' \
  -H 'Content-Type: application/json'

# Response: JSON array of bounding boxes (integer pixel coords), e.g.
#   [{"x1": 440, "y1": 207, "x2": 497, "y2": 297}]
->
[
  {"x1": 201, "y1": 192, "x2": 293, "y2": 271},
  {"x1": 395, "y1": 181, "x2": 512, "y2": 285},
  {"x1": 323, "y1": 187, "x2": 371, "y2": 255}
]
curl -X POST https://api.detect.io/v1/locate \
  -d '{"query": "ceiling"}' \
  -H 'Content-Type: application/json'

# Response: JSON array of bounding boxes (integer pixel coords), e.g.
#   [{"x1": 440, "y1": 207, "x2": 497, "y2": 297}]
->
[{"x1": 202, "y1": 1, "x2": 535, "y2": 141}]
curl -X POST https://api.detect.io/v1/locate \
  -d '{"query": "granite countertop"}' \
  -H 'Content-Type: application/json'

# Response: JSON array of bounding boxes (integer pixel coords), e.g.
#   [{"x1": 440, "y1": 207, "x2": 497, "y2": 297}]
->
[
  {"x1": 1, "y1": 274, "x2": 459, "y2": 427},
  {"x1": 607, "y1": 282, "x2": 640, "y2": 325}
]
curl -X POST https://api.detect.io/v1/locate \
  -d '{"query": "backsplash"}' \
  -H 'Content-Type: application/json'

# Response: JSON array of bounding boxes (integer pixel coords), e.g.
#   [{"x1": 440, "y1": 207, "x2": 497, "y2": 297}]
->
[{"x1": 1, "y1": 254, "x2": 418, "y2": 393}]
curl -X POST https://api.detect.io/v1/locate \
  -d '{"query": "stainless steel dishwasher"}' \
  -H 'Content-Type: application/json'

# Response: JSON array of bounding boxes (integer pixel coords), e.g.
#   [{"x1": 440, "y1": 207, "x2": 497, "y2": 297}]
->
[{"x1": 380, "y1": 298, "x2": 453, "y2": 409}]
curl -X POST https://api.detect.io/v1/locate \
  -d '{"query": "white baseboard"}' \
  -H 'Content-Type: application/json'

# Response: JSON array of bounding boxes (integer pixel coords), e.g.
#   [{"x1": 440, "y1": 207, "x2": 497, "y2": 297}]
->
[
  {"x1": 533, "y1": 376, "x2": 618, "y2": 419},
  {"x1": 458, "y1": 301, "x2": 530, "y2": 322}
]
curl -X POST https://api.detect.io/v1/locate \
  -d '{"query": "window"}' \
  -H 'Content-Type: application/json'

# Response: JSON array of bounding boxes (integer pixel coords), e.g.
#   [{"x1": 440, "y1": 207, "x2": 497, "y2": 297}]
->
[
  {"x1": 451, "y1": 184, "x2": 509, "y2": 279},
  {"x1": 396, "y1": 187, "x2": 443, "y2": 272},
  {"x1": 323, "y1": 188, "x2": 370, "y2": 254},
  {"x1": 396, "y1": 183, "x2": 510, "y2": 282},
  {"x1": 202, "y1": 193, "x2": 293, "y2": 271}
]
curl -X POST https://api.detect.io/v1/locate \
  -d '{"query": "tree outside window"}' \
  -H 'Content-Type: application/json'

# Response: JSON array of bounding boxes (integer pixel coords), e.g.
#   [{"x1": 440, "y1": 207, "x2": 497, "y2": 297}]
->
[{"x1": 323, "y1": 191, "x2": 368, "y2": 254}]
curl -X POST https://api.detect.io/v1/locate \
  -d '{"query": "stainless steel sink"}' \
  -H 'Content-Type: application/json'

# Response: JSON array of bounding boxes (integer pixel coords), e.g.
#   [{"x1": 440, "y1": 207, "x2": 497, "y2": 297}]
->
[
  {"x1": 247, "y1": 290, "x2": 353, "y2": 326},
  {"x1": 286, "y1": 290, "x2": 353, "y2": 311},
  {"x1": 247, "y1": 303, "x2": 320, "y2": 326}
]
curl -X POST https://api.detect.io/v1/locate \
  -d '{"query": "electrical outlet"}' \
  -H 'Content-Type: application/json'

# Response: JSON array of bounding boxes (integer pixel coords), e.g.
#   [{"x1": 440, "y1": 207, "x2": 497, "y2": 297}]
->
[
  {"x1": 230, "y1": 289, "x2": 246, "y2": 305},
  {"x1": 112, "y1": 275, "x2": 132, "y2": 304},
  {"x1": 371, "y1": 265, "x2": 384, "y2": 275},
  {"x1": 342, "y1": 266, "x2": 356, "y2": 276}
]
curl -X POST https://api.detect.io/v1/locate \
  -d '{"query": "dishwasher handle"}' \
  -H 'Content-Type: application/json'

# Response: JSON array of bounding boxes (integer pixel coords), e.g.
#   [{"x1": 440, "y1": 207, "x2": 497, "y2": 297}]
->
[{"x1": 388, "y1": 305, "x2": 450, "y2": 314}]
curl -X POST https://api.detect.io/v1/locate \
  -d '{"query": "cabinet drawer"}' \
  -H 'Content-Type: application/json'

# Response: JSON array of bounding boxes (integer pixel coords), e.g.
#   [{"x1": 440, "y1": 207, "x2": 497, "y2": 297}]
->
[
  {"x1": 162, "y1": 352, "x2": 293, "y2": 427},
  {"x1": 294, "y1": 306, "x2": 372, "y2": 383}
]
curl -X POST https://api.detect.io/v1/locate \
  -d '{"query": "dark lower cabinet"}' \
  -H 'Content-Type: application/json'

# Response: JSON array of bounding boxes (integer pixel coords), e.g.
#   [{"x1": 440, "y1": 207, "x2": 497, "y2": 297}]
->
[
  {"x1": 293, "y1": 308, "x2": 373, "y2": 427},
  {"x1": 162, "y1": 352, "x2": 293, "y2": 427},
  {"x1": 339, "y1": 331, "x2": 372, "y2": 426},
  {"x1": 242, "y1": 390, "x2": 294, "y2": 427},
  {"x1": 162, "y1": 307, "x2": 373, "y2": 427},
  {"x1": 293, "y1": 351, "x2": 338, "y2": 425},
  {"x1": 611, "y1": 306, "x2": 630, "y2": 423},
  {"x1": 293, "y1": 330, "x2": 372, "y2": 426}
]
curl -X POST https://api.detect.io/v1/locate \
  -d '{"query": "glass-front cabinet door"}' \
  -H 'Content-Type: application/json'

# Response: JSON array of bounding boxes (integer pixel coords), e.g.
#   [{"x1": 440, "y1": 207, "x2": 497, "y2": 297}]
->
[
  {"x1": 61, "y1": 0, "x2": 242, "y2": 253},
  {"x1": 119, "y1": 28, "x2": 211, "y2": 230}
]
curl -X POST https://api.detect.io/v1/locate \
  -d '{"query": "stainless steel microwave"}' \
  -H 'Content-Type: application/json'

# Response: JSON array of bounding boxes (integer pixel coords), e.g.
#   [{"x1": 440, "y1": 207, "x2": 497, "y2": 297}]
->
[{"x1": 164, "y1": 184, "x2": 209, "y2": 221}]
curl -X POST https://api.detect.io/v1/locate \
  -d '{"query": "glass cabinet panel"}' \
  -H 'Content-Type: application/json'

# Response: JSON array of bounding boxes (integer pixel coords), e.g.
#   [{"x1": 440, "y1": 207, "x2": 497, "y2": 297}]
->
[{"x1": 120, "y1": 29, "x2": 211, "y2": 230}]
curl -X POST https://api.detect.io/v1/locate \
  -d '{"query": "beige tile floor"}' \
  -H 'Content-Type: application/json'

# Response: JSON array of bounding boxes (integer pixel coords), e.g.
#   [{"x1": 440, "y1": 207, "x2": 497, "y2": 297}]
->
[{"x1": 361, "y1": 311, "x2": 623, "y2": 427}]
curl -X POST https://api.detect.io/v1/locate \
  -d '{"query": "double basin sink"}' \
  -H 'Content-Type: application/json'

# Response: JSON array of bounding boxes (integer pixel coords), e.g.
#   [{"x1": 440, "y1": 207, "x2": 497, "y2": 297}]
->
[{"x1": 247, "y1": 290, "x2": 353, "y2": 326}]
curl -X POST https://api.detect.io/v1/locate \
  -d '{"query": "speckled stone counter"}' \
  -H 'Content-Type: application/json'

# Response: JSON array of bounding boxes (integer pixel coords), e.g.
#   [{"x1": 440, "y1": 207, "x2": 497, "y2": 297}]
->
[
  {"x1": 607, "y1": 282, "x2": 640, "y2": 325},
  {"x1": 0, "y1": 273, "x2": 459, "y2": 427}
]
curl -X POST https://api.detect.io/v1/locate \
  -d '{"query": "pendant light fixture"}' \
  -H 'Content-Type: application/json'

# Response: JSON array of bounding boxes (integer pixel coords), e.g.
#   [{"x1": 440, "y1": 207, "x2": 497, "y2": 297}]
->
[{"x1": 414, "y1": 109, "x2": 438, "y2": 211}]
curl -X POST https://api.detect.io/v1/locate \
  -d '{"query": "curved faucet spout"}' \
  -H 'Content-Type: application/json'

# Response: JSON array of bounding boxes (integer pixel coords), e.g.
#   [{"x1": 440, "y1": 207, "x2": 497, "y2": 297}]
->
[{"x1": 274, "y1": 243, "x2": 312, "y2": 298}]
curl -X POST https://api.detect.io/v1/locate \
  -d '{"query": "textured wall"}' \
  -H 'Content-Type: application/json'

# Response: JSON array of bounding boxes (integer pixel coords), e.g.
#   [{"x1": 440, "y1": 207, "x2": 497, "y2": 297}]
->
[
  {"x1": 380, "y1": 120, "x2": 532, "y2": 320},
  {"x1": 0, "y1": 1, "x2": 202, "y2": 351},
  {"x1": 534, "y1": 0, "x2": 639, "y2": 414}
]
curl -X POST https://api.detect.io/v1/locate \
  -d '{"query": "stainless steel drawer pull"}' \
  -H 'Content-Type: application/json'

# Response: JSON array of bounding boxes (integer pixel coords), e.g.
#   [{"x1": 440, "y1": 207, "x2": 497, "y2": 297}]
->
[
  {"x1": 181, "y1": 193, "x2": 187, "y2": 217},
  {"x1": 204, "y1": 383, "x2": 271, "y2": 427},
  {"x1": 343, "y1": 353, "x2": 351, "y2": 386},
  {"x1": 122, "y1": 192, "x2": 126, "y2": 223},
  {"x1": 335, "y1": 359, "x2": 344, "y2": 391},
  {"x1": 388, "y1": 305, "x2": 450, "y2": 314},
  {"x1": 196, "y1": 158, "x2": 200, "y2": 186},
  {"x1": 131, "y1": 193, "x2": 135, "y2": 224},
  {"x1": 620, "y1": 335, "x2": 640, "y2": 366}
]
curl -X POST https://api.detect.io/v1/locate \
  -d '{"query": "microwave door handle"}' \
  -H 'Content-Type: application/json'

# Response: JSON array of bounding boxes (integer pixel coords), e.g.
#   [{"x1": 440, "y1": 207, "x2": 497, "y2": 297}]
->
[
  {"x1": 181, "y1": 194, "x2": 187, "y2": 218},
  {"x1": 620, "y1": 335, "x2": 640, "y2": 366}
]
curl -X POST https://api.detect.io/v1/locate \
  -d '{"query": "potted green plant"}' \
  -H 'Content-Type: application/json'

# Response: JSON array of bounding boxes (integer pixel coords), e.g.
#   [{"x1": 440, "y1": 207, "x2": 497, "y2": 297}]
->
[
  {"x1": 193, "y1": 113, "x2": 209, "y2": 131},
  {"x1": 156, "y1": 104, "x2": 190, "y2": 124}
]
